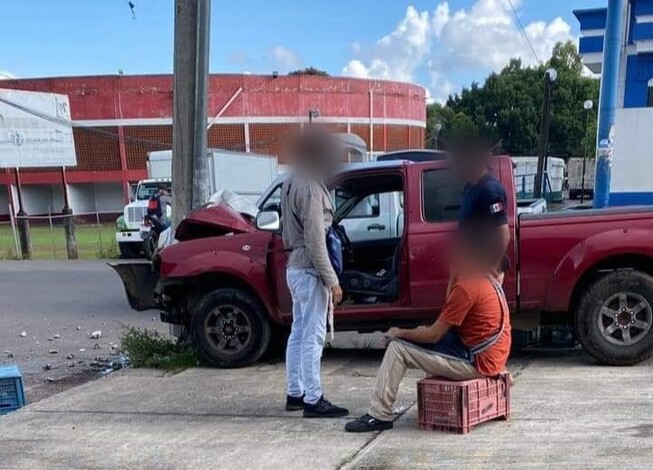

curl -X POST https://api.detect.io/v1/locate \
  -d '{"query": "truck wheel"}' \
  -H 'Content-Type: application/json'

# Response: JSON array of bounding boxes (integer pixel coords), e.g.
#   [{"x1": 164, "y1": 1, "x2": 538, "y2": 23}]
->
[
  {"x1": 143, "y1": 232, "x2": 158, "y2": 260},
  {"x1": 191, "y1": 288, "x2": 271, "y2": 368},
  {"x1": 119, "y1": 242, "x2": 140, "y2": 259},
  {"x1": 576, "y1": 270, "x2": 653, "y2": 365}
]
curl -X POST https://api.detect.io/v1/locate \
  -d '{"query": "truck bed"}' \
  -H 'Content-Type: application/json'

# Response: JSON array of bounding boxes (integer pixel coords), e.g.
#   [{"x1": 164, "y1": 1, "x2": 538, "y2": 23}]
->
[{"x1": 518, "y1": 206, "x2": 653, "y2": 313}]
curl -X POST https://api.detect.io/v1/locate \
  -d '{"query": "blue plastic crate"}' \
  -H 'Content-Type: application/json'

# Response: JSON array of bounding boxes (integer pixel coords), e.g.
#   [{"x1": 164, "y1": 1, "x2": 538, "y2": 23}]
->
[{"x1": 0, "y1": 365, "x2": 27, "y2": 415}]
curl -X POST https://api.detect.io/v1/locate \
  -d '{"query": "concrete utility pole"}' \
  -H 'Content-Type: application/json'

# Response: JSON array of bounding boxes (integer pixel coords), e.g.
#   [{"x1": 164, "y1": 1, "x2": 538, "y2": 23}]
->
[{"x1": 171, "y1": 0, "x2": 211, "y2": 228}]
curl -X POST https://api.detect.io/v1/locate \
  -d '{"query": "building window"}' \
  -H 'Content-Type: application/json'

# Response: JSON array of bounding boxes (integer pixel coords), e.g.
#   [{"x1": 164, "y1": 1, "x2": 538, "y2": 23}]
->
[{"x1": 648, "y1": 79, "x2": 653, "y2": 107}]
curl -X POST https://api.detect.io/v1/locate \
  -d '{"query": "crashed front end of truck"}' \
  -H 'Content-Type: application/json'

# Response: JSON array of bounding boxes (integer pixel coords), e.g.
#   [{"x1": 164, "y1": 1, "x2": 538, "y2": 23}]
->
[{"x1": 110, "y1": 198, "x2": 260, "y2": 323}]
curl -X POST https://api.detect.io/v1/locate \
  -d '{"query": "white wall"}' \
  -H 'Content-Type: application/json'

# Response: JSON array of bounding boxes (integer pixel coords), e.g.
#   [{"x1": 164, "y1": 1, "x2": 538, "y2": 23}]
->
[
  {"x1": 612, "y1": 108, "x2": 653, "y2": 193},
  {"x1": 94, "y1": 183, "x2": 124, "y2": 213},
  {"x1": 68, "y1": 182, "x2": 124, "y2": 214},
  {"x1": 68, "y1": 183, "x2": 96, "y2": 214},
  {"x1": 21, "y1": 184, "x2": 64, "y2": 215}
]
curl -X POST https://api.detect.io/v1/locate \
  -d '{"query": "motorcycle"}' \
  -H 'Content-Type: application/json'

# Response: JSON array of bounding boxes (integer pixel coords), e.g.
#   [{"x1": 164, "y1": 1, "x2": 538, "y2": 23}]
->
[{"x1": 141, "y1": 214, "x2": 169, "y2": 261}]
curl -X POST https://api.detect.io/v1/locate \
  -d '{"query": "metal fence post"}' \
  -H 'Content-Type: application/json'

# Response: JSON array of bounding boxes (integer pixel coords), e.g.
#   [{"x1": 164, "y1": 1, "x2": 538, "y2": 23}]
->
[
  {"x1": 95, "y1": 211, "x2": 104, "y2": 254},
  {"x1": 8, "y1": 204, "x2": 20, "y2": 258},
  {"x1": 47, "y1": 206, "x2": 57, "y2": 259}
]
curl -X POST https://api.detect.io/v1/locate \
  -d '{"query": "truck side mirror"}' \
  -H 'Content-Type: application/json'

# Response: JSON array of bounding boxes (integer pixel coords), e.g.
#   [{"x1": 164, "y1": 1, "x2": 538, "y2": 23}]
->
[{"x1": 256, "y1": 210, "x2": 280, "y2": 232}]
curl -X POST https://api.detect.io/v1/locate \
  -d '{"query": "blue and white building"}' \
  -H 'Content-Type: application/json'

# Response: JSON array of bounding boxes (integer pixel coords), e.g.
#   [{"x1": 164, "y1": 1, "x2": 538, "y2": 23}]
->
[{"x1": 575, "y1": 0, "x2": 653, "y2": 206}]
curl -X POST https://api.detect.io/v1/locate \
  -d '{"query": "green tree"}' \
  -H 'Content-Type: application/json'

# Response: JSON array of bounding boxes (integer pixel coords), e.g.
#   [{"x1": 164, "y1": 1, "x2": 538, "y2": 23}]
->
[
  {"x1": 289, "y1": 67, "x2": 329, "y2": 76},
  {"x1": 427, "y1": 40, "x2": 599, "y2": 158}
]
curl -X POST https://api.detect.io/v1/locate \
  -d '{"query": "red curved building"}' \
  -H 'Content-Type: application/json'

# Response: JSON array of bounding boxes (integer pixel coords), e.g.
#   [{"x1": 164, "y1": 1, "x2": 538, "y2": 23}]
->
[{"x1": 0, "y1": 74, "x2": 426, "y2": 216}]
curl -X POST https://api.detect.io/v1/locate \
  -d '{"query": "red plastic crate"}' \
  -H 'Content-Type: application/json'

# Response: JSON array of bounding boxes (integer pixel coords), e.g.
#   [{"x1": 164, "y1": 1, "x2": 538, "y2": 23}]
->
[{"x1": 417, "y1": 374, "x2": 510, "y2": 434}]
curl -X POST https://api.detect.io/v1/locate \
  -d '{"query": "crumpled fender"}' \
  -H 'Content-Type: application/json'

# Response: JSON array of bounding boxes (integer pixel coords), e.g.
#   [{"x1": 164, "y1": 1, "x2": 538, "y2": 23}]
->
[
  {"x1": 543, "y1": 228, "x2": 653, "y2": 312},
  {"x1": 159, "y1": 231, "x2": 279, "y2": 320}
]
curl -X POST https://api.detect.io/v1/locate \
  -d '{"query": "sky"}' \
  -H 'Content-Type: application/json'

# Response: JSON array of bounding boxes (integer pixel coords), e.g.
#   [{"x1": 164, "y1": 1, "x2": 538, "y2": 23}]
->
[{"x1": 0, "y1": 0, "x2": 606, "y2": 102}]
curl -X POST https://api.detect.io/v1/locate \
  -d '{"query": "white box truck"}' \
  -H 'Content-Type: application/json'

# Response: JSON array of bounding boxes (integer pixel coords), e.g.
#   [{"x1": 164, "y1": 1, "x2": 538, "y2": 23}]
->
[
  {"x1": 116, "y1": 149, "x2": 278, "y2": 258},
  {"x1": 567, "y1": 157, "x2": 594, "y2": 200},
  {"x1": 512, "y1": 156, "x2": 566, "y2": 203}
]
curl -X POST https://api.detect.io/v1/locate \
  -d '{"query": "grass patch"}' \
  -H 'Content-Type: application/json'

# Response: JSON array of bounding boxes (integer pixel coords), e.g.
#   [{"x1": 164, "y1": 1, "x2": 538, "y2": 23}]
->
[
  {"x1": 0, "y1": 222, "x2": 118, "y2": 260},
  {"x1": 121, "y1": 327, "x2": 201, "y2": 370}
]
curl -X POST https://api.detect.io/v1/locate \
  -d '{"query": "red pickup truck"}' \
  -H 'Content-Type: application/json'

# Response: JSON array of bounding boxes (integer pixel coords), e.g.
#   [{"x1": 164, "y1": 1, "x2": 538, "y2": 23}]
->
[{"x1": 113, "y1": 156, "x2": 653, "y2": 368}]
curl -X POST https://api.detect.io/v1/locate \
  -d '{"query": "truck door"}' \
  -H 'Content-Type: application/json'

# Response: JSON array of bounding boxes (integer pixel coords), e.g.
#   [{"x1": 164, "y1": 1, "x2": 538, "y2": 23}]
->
[
  {"x1": 257, "y1": 183, "x2": 294, "y2": 322},
  {"x1": 267, "y1": 234, "x2": 293, "y2": 321},
  {"x1": 406, "y1": 165, "x2": 464, "y2": 310}
]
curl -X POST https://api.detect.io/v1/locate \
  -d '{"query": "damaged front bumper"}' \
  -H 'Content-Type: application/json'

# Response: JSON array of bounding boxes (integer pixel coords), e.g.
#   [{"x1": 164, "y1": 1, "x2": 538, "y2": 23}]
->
[
  {"x1": 108, "y1": 261, "x2": 186, "y2": 325},
  {"x1": 108, "y1": 260, "x2": 161, "y2": 311}
]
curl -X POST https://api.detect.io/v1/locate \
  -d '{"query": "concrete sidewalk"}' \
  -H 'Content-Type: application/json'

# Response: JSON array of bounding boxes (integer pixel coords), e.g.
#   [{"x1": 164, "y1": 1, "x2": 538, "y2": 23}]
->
[{"x1": 1, "y1": 351, "x2": 652, "y2": 469}]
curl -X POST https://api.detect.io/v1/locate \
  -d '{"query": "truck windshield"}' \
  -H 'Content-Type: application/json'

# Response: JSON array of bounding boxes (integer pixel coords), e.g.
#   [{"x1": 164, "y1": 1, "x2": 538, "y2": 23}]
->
[{"x1": 136, "y1": 183, "x2": 168, "y2": 200}]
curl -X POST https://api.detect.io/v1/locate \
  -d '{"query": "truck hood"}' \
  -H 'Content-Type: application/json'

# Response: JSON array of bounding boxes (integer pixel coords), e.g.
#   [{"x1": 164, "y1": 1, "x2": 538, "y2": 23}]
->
[{"x1": 175, "y1": 203, "x2": 256, "y2": 241}]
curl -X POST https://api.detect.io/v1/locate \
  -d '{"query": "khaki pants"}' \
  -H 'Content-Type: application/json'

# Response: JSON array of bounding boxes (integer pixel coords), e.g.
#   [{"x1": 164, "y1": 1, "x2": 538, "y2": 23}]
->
[{"x1": 369, "y1": 340, "x2": 481, "y2": 421}]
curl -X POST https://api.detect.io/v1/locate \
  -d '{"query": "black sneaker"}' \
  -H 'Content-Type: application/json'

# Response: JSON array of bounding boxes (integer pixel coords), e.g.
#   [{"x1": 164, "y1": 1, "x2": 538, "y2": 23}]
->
[
  {"x1": 345, "y1": 414, "x2": 393, "y2": 433},
  {"x1": 285, "y1": 394, "x2": 305, "y2": 411},
  {"x1": 303, "y1": 396, "x2": 349, "y2": 418}
]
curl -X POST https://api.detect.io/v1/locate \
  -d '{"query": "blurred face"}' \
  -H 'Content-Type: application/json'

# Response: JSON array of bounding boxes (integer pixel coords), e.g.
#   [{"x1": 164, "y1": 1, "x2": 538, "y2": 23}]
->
[
  {"x1": 451, "y1": 236, "x2": 495, "y2": 277},
  {"x1": 451, "y1": 150, "x2": 491, "y2": 183},
  {"x1": 451, "y1": 241, "x2": 480, "y2": 276},
  {"x1": 289, "y1": 130, "x2": 340, "y2": 179}
]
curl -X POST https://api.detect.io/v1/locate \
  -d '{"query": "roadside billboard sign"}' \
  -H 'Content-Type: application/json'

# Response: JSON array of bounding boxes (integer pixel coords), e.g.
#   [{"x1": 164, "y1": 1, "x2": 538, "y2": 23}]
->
[{"x1": 0, "y1": 89, "x2": 77, "y2": 168}]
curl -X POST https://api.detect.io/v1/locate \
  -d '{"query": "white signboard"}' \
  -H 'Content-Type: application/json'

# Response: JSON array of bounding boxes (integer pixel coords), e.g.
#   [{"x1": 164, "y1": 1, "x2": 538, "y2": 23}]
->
[{"x1": 0, "y1": 89, "x2": 77, "y2": 168}]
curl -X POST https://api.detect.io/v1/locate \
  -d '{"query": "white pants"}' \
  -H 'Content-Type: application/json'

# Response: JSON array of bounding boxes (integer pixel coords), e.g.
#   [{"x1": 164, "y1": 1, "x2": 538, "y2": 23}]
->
[{"x1": 285, "y1": 268, "x2": 329, "y2": 405}]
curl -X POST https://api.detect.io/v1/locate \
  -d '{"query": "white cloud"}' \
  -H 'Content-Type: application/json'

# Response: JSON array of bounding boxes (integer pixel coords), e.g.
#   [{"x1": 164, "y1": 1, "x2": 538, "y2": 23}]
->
[
  {"x1": 0, "y1": 71, "x2": 15, "y2": 79},
  {"x1": 342, "y1": 0, "x2": 575, "y2": 102},
  {"x1": 343, "y1": 5, "x2": 431, "y2": 82},
  {"x1": 265, "y1": 45, "x2": 301, "y2": 71}
]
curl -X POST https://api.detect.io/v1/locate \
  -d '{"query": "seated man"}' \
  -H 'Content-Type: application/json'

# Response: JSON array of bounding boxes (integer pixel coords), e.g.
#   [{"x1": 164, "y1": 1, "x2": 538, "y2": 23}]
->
[{"x1": 345, "y1": 233, "x2": 512, "y2": 433}]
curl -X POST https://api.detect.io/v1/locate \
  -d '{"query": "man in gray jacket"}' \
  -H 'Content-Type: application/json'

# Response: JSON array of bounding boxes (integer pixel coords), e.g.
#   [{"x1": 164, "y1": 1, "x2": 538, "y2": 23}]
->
[{"x1": 281, "y1": 130, "x2": 349, "y2": 418}]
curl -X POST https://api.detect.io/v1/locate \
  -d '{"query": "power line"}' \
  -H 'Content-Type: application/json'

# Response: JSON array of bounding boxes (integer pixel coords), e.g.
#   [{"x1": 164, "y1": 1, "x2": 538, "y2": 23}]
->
[{"x1": 507, "y1": 0, "x2": 540, "y2": 64}]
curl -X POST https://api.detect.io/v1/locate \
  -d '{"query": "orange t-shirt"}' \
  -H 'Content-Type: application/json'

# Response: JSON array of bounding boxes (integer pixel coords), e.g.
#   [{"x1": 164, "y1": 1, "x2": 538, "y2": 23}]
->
[{"x1": 438, "y1": 276, "x2": 511, "y2": 376}]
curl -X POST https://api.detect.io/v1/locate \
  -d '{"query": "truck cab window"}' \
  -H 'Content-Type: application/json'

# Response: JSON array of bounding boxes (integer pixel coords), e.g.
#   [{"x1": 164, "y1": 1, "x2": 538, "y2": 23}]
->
[
  {"x1": 341, "y1": 194, "x2": 380, "y2": 219},
  {"x1": 137, "y1": 183, "x2": 169, "y2": 201},
  {"x1": 422, "y1": 169, "x2": 464, "y2": 223},
  {"x1": 259, "y1": 185, "x2": 282, "y2": 213}
]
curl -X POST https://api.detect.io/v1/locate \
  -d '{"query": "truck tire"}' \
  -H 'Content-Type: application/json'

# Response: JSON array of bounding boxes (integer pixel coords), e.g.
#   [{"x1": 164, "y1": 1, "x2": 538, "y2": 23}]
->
[
  {"x1": 119, "y1": 242, "x2": 141, "y2": 259},
  {"x1": 576, "y1": 270, "x2": 653, "y2": 365},
  {"x1": 143, "y1": 231, "x2": 158, "y2": 260},
  {"x1": 191, "y1": 288, "x2": 271, "y2": 368}
]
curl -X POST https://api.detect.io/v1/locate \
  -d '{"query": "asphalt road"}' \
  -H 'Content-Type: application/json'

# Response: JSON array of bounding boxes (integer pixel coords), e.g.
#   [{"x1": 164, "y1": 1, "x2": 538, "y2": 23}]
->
[{"x1": 0, "y1": 260, "x2": 166, "y2": 401}]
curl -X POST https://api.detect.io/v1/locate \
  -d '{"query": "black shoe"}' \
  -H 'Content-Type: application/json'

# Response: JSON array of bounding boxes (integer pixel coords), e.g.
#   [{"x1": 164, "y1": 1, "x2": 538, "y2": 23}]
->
[
  {"x1": 285, "y1": 394, "x2": 305, "y2": 411},
  {"x1": 303, "y1": 396, "x2": 349, "y2": 418},
  {"x1": 345, "y1": 414, "x2": 393, "y2": 433}
]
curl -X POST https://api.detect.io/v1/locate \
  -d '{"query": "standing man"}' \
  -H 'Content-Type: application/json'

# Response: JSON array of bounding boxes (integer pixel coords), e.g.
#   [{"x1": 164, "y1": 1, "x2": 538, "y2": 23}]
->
[
  {"x1": 448, "y1": 141, "x2": 510, "y2": 296},
  {"x1": 281, "y1": 130, "x2": 349, "y2": 418}
]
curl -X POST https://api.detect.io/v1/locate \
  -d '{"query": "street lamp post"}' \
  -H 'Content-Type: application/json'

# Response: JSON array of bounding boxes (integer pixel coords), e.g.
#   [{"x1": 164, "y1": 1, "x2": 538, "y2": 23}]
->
[
  {"x1": 581, "y1": 100, "x2": 594, "y2": 204},
  {"x1": 534, "y1": 68, "x2": 557, "y2": 200},
  {"x1": 433, "y1": 122, "x2": 443, "y2": 150}
]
